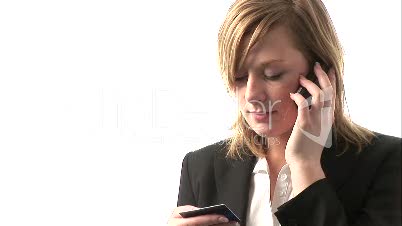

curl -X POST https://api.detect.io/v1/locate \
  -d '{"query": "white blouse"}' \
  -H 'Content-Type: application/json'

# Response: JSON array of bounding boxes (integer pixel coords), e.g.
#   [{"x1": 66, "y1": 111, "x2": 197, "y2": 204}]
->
[{"x1": 246, "y1": 158, "x2": 293, "y2": 226}]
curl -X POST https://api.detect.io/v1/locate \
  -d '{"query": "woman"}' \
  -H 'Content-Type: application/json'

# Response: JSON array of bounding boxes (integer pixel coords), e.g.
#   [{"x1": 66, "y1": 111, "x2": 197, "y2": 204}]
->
[{"x1": 168, "y1": 0, "x2": 401, "y2": 225}]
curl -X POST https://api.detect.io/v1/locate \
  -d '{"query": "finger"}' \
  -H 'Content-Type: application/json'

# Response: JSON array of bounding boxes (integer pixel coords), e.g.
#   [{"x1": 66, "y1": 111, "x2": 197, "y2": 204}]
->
[
  {"x1": 214, "y1": 222, "x2": 240, "y2": 226},
  {"x1": 173, "y1": 205, "x2": 199, "y2": 213},
  {"x1": 181, "y1": 214, "x2": 229, "y2": 226},
  {"x1": 172, "y1": 205, "x2": 199, "y2": 217},
  {"x1": 315, "y1": 62, "x2": 334, "y2": 109},
  {"x1": 327, "y1": 67, "x2": 337, "y2": 105},
  {"x1": 290, "y1": 92, "x2": 309, "y2": 121},
  {"x1": 327, "y1": 67, "x2": 337, "y2": 122},
  {"x1": 315, "y1": 62, "x2": 332, "y2": 89},
  {"x1": 299, "y1": 75, "x2": 323, "y2": 109}
]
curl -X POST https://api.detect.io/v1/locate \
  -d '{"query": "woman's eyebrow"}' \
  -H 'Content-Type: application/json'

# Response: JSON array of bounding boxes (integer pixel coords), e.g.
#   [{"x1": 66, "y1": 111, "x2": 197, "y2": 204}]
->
[
  {"x1": 237, "y1": 59, "x2": 284, "y2": 76},
  {"x1": 241, "y1": 59, "x2": 284, "y2": 72},
  {"x1": 260, "y1": 59, "x2": 284, "y2": 67}
]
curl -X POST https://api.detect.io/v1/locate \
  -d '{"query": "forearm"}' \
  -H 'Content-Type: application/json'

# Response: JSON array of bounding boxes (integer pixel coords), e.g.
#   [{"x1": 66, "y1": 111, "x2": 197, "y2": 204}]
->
[
  {"x1": 275, "y1": 179, "x2": 349, "y2": 226},
  {"x1": 288, "y1": 160, "x2": 326, "y2": 197}
]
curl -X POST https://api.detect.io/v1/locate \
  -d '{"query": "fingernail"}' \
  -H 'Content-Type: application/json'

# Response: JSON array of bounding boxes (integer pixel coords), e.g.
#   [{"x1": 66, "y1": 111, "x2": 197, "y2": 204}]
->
[
  {"x1": 218, "y1": 217, "x2": 229, "y2": 223},
  {"x1": 289, "y1": 93, "x2": 295, "y2": 100},
  {"x1": 315, "y1": 62, "x2": 321, "y2": 68}
]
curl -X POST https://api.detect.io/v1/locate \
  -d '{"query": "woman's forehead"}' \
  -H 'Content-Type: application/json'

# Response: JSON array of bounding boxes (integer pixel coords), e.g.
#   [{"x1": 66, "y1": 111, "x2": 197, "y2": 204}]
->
[{"x1": 238, "y1": 26, "x2": 295, "y2": 70}]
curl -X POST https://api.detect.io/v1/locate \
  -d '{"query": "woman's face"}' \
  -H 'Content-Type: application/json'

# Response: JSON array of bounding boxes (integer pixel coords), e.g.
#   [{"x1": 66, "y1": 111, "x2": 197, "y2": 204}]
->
[{"x1": 235, "y1": 25, "x2": 310, "y2": 138}]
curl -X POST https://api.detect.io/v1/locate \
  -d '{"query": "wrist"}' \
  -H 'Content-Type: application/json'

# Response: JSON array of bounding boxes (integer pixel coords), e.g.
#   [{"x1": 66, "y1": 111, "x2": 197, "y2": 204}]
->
[
  {"x1": 288, "y1": 161, "x2": 326, "y2": 196},
  {"x1": 289, "y1": 161, "x2": 325, "y2": 178}
]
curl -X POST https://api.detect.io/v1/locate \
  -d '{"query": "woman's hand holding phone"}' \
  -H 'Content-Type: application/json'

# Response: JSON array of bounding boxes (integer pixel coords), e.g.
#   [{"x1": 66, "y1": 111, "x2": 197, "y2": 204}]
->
[
  {"x1": 287, "y1": 62, "x2": 336, "y2": 196},
  {"x1": 168, "y1": 205, "x2": 240, "y2": 226}
]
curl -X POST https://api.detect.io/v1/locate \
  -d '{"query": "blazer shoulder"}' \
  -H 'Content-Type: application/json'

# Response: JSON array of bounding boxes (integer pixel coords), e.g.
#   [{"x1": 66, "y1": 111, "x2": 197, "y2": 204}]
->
[
  {"x1": 356, "y1": 132, "x2": 401, "y2": 170},
  {"x1": 366, "y1": 132, "x2": 401, "y2": 156},
  {"x1": 185, "y1": 139, "x2": 229, "y2": 163}
]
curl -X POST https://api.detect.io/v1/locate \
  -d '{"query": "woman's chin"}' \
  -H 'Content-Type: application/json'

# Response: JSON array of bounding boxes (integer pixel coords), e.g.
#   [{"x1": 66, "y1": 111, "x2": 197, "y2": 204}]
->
[
  {"x1": 250, "y1": 123, "x2": 292, "y2": 138},
  {"x1": 251, "y1": 126, "x2": 280, "y2": 137}
]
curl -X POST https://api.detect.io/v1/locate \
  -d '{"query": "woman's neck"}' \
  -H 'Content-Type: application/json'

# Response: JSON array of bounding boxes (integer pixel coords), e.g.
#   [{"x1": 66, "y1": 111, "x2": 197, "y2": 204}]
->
[{"x1": 263, "y1": 131, "x2": 291, "y2": 162}]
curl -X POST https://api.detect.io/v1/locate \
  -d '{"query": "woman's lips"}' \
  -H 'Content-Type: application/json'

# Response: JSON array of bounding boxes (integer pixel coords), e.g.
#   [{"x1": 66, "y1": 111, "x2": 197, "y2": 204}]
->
[{"x1": 248, "y1": 111, "x2": 277, "y2": 121}]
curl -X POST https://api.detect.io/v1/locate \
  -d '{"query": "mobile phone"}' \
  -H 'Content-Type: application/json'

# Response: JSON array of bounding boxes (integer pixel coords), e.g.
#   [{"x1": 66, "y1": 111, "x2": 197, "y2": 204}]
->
[
  {"x1": 179, "y1": 204, "x2": 241, "y2": 222},
  {"x1": 296, "y1": 62, "x2": 330, "y2": 99}
]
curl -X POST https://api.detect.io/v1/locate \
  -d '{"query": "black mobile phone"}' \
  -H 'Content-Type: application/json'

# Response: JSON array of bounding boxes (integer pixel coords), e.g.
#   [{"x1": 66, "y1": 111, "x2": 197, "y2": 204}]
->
[
  {"x1": 296, "y1": 62, "x2": 330, "y2": 99},
  {"x1": 179, "y1": 204, "x2": 241, "y2": 222}
]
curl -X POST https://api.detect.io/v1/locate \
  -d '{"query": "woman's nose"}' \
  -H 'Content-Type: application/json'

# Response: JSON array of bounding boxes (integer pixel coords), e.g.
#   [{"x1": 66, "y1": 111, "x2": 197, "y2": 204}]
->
[{"x1": 244, "y1": 74, "x2": 267, "y2": 103}]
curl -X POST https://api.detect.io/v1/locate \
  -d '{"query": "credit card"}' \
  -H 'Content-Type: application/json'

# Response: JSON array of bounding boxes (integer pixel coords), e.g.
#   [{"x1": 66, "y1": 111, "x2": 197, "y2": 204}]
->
[{"x1": 179, "y1": 204, "x2": 240, "y2": 222}]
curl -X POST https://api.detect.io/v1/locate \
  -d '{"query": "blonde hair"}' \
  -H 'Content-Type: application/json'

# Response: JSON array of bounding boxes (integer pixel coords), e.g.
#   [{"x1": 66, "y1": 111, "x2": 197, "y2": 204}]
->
[{"x1": 217, "y1": 0, "x2": 375, "y2": 159}]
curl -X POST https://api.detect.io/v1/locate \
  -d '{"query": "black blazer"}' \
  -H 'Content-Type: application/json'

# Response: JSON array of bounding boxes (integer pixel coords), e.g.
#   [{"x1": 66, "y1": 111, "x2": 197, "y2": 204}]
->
[{"x1": 177, "y1": 133, "x2": 401, "y2": 226}]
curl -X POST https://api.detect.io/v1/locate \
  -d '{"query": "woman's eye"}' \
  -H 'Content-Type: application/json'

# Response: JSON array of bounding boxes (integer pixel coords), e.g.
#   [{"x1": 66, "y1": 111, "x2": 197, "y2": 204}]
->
[
  {"x1": 235, "y1": 76, "x2": 248, "y2": 82},
  {"x1": 264, "y1": 73, "x2": 282, "y2": 81}
]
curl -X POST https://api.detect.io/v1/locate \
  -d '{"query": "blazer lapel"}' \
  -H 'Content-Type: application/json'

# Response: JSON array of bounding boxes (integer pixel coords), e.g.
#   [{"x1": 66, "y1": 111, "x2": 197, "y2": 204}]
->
[
  {"x1": 320, "y1": 136, "x2": 360, "y2": 191},
  {"x1": 214, "y1": 152, "x2": 256, "y2": 225}
]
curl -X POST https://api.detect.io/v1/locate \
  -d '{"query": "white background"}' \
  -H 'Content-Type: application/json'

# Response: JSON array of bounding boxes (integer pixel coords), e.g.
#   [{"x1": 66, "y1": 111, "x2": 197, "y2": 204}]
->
[{"x1": 0, "y1": 0, "x2": 400, "y2": 225}]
